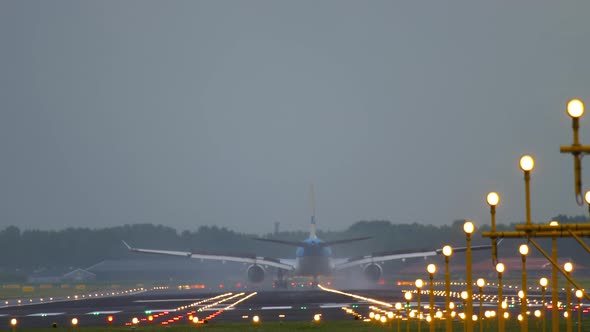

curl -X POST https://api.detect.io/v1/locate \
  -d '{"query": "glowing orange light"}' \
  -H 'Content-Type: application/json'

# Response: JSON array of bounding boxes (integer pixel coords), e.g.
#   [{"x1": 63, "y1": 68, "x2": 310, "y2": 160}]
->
[{"x1": 107, "y1": 315, "x2": 114, "y2": 323}]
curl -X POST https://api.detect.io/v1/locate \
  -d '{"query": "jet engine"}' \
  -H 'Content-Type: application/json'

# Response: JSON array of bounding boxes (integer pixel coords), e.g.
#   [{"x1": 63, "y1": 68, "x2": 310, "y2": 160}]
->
[
  {"x1": 247, "y1": 265, "x2": 266, "y2": 283},
  {"x1": 363, "y1": 263, "x2": 382, "y2": 282}
]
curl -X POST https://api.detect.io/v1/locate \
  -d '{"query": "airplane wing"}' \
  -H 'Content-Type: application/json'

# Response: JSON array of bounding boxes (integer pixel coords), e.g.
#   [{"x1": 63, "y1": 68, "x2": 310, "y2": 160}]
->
[
  {"x1": 122, "y1": 241, "x2": 295, "y2": 271},
  {"x1": 333, "y1": 243, "x2": 493, "y2": 270}
]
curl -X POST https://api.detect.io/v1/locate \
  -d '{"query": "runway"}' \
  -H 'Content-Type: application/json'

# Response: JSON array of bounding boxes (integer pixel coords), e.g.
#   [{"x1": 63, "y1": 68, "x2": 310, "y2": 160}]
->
[
  {"x1": 0, "y1": 287, "x2": 373, "y2": 328},
  {"x1": 0, "y1": 283, "x2": 567, "y2": 329}
]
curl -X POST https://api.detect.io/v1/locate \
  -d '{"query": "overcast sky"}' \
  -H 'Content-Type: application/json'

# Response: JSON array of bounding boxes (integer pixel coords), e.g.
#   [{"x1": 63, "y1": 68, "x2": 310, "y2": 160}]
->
[{"x1": 1, "y1": 1, "x2": 590, "y2": 234}]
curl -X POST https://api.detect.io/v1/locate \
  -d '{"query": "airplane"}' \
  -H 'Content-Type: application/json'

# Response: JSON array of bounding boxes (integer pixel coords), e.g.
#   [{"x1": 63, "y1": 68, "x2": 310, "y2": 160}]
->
[{"x1": 123, "y1": 190, "x2": 492, "y2": 288}]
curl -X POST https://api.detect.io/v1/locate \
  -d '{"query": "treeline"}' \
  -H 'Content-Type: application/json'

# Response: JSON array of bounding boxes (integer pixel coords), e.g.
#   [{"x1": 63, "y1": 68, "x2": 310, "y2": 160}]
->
[{"x1": 0, "y1": 215, "x2": 586, "y2": 272}]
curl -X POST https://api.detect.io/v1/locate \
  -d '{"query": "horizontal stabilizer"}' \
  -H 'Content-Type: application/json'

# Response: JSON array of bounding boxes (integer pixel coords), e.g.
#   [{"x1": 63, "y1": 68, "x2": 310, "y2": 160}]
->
[
  {"x1": 254, "y1": 238, "x2": 303, "y2": 247},
  {"x1": 323, "y1": 236, "x2": 371, "y2": 246}
]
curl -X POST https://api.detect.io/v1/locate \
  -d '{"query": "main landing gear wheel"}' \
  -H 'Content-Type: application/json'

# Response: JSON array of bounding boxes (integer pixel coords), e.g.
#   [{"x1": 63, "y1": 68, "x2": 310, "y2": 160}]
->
[{"x1": 274, "y1": 269, "x2": 288, "y2": 289}]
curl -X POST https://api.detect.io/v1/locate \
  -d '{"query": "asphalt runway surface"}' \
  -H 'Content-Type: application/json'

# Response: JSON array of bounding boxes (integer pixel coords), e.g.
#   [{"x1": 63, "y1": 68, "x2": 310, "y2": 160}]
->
[{"x1": 0, "y1": 284, "x2": 561, "y2": 329}]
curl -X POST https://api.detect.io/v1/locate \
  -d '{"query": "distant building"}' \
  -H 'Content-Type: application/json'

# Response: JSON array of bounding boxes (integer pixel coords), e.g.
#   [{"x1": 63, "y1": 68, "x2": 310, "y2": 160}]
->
[
  {"x1": 62, "y1": 268, "x2": 96, "y2": 282},
  {"x1": 27, "y1": 268, "x2": 95, "y2": 283}
]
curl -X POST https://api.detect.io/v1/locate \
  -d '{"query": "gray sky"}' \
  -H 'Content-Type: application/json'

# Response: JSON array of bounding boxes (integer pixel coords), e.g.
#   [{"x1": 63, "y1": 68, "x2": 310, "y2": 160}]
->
[{"x1": 1, "y1": 1, "x2": 590, "y2": 234}]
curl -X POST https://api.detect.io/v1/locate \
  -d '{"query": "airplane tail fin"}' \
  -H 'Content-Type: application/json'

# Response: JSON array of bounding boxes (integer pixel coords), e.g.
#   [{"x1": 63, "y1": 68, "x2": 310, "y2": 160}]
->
[{"x1": 310, "y1": 185, "x2": 317, "y2": 239}]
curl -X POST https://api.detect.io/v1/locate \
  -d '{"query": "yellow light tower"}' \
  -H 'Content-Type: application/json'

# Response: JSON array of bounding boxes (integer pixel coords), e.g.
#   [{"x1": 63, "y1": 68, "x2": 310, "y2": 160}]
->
[
  {"x1": 519, "y1": 243, "x2": 529, "y2": 332},
  {"x1": 463, "y1": 221, "x2": 475, "y2": 332},
  {"x1": 575, "y1": 290, "x2": 583, "y2": 332},
  {"x1": 534, "y1": 310, "x2": 542, "y2": 329},
  {"x1": 476, "y1": 278, "x2": 485, "y2": 332},
  {"x1": 486, "y1": 192, "x2": 500, "y2": 263},
  {"x1": 496, "y1": 262, "x2": 506, "y2": 332},
  {"x1": 518, "y1": 290, "x2": 525, "y2": 325},
  {"x1": 576, "y1": 289, "x2": 584, "y2": 332},
  {"x1": 416, "y1": 278, "x2": 424, "y2": 332},
  {"x1": 561, "y1": 98, "x2": 586, "y2": 203},
  {"x1": 442, "y1": 245, "x2": 453, "y2": 332},
  {"x1": 405, "y1": 291, "x2": 413, "y2": 332},
  {"x1": 461, "y1": 290, "x2": 468, "y2": 314},
  {"x1": 549, "y1": 220, "x2": 560, "y2": 332},
  {"x1": 395, "y1": 302, "x2": 403, "y2": 332},
  {"x1": 519, "y1": 155, "x2": 535, "y2": 226},
  {"x1": 539, "y1": 277, "x2": 548, "y2": 332},
  {"x1": 564, "y1": 262, "x2": 574, "y2": 332},
  {"x1": 585, "y1": 191, "x2": 590, "y2": 221},
  {"x1": 427, "y1": 264, "x2": 436, "y2": 332}
]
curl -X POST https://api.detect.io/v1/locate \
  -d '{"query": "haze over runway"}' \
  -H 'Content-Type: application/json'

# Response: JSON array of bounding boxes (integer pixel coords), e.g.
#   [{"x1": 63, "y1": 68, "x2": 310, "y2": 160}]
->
[{"x1": 2, "y1": 2, "x2": 590, "y2": 233}]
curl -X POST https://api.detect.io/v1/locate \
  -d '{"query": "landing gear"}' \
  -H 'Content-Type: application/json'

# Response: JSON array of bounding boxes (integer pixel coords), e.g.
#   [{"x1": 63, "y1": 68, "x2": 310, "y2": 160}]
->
[
  {"x1": 311, "y1": 275, "x2": 319, "y2": 288},
  {"x1": 274, "y1": 269, "x2": 288, "y2": 289}
]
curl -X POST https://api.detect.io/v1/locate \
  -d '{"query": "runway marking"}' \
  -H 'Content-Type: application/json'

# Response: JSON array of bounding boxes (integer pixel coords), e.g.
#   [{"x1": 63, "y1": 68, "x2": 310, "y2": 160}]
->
[
  {"x1": 202, "y1": 307, "x2": 235, "y2": 311},
  {"x1": 147, "y1": 309, "x2": 177, "y2": 313},
  {"x1": 134, "y1": 299, "x2": 202, "y2": 303},
  {"x1": 318, "y1": 284, "x2": 392, "y2": 307},
  {"x1": 320, "y1": 303, "x2": 351, "y2": 308},
  {"x1": 86, "y1": 311, "x2": 121, "y2": 315},
  {"x1": 27, "y1": 312, "x2": 65, "y2": 317},
  {"x1": 261, "y1": 306, "x2": 292, "y2": 310}
]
